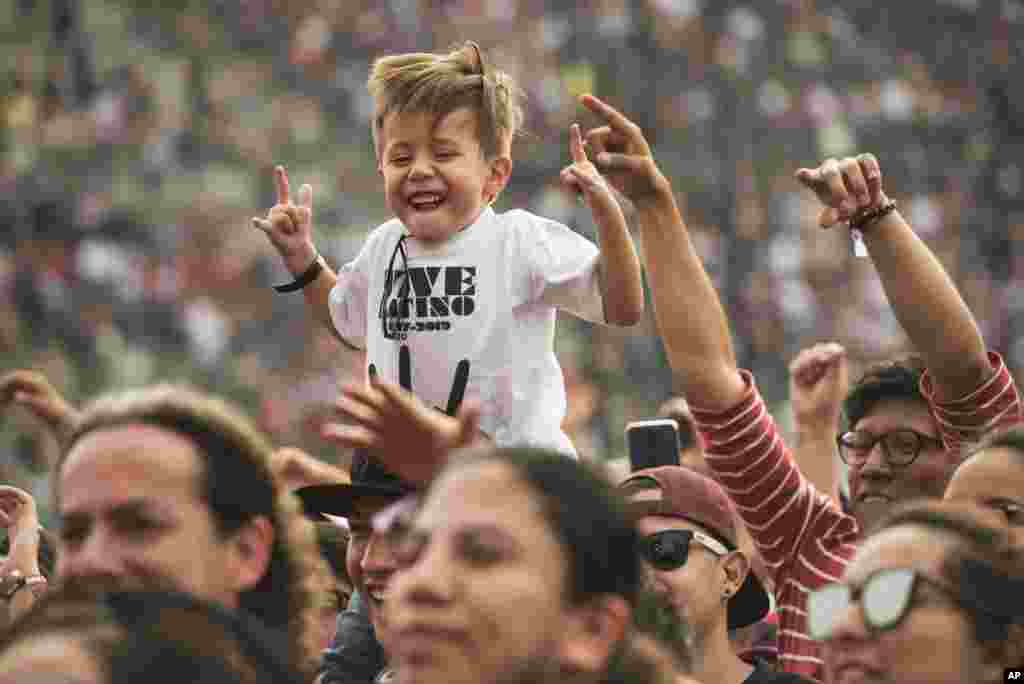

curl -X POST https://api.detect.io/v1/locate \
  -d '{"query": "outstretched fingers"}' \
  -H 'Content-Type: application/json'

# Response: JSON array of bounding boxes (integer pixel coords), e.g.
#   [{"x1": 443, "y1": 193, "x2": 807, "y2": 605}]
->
[
  {"x1": 274, "y1": 165, "x2": 291, "y2": 205},
  {"x1": 569, "y1": 123, "x2": 587, "y2": 164},
  {"x1": 580, "y1": 94, "x2": 636, "y2": 137}
]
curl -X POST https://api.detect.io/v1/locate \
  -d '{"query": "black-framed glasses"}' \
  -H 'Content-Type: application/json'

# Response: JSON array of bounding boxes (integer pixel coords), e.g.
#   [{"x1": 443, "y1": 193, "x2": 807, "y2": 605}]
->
[
  {"x1": 836, "y1": 429, "x2": 944, "y2": 468},
  {"x1": 638, "y1": 529, "x2": 729, "y2": 572},
  {"x1": 807, "y1": 567, "x2": 954, "y2": 641}
]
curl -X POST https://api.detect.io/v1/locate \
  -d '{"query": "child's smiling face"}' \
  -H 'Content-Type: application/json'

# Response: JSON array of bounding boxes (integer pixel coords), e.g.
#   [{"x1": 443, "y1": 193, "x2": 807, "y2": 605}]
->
[{"x1": 378, "y1": 107, "x2": 509, "y2": 243}]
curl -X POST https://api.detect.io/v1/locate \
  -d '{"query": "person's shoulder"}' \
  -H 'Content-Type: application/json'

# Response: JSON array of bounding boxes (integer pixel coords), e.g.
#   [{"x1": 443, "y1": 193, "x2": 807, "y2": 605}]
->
[
  {"x1": 367, "y1": 217, "x2": 404, "y2": 240},
  {"x1": 493, "y1": 208, "x2": 578, "y2": 246},
  {"x1": 356, "y1": 218, "x2": 405, "y2": 255},
  {"x1": 494, "y1": 207, "x2": 563, "y2": 231}
]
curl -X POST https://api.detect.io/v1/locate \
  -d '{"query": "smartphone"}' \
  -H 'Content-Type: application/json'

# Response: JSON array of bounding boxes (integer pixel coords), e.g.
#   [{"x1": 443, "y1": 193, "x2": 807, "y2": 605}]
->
[{"x1": 626, "y1": 418, "x2": 681, "y2": 472}]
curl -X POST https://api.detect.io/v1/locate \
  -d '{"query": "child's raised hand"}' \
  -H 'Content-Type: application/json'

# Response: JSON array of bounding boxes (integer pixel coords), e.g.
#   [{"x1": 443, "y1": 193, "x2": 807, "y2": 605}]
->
[
  {"x1": 252, "y1": 165, "x2": 318, "y2": 275},
  {"x1": 560, "y1": 123, "x2": 616, "y2": 208},
  {"x1": 579, "y1": 94, "x2": 670, "y2": 203}
]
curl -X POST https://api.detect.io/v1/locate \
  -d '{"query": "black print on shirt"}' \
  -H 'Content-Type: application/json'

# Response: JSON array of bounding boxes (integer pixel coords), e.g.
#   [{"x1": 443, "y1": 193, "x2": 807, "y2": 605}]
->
[
  {"x1": 369, "y1": 346, "x2": 470, "y2": 417},
  {"x1": 381, "y1": 266, "x2": 476, "y2": 337}
]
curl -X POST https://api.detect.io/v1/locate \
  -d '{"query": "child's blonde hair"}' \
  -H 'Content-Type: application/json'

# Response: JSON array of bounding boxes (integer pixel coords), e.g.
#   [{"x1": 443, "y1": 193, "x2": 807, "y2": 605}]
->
[{"x1": 368, "y1": 41, "x2": 524, "y2": 161}]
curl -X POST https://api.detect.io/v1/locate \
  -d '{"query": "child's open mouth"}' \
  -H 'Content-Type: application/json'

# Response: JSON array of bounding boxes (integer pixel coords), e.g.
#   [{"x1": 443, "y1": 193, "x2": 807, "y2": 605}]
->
[{"x1": 409, "y1": 193, "x2": 444, "y2": 211}]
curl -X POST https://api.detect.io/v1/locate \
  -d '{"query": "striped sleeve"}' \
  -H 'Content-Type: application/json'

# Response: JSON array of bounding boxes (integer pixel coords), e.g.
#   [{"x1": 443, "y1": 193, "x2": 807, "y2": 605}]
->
[
  {"x1": 921, "y1": 351, "x2": 1022, "y2": 455},
  {"x1": 691, "y1": 371, "x2": 860, "y2": 683},
  {"x1": 690, "y1": 371, "x2": 860, "y2": 572}
]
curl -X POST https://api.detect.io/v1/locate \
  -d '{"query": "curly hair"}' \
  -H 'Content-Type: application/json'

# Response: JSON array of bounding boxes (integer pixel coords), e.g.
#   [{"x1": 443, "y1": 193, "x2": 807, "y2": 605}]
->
[
  {"x1": 843, "y1": 354, "x2": 927, "y2": 430},
  {"x1": 55, "y1": 384, "x2": 325, "y2": 678},
  {"x1": 368, "y1": 41, "x2": 525, "y2": 163},
  {"x1": 873, "y1": 500, "x2": 1024, "y2": 672}
]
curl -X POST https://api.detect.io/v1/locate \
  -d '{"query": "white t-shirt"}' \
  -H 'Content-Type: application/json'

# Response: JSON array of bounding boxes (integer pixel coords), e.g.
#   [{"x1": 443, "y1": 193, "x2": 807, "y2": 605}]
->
[{"x1": 328, "y1": 206, "x2": 604, "y2": 455}]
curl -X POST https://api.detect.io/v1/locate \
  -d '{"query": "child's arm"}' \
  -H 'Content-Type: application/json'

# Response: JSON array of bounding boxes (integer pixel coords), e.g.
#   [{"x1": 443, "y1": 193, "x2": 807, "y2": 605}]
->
[
  {"x1": 252, "y1": 165, "x2": 352, "y2": 347},
  {"x1": 561, "y1": 123, "x2": 644, "y2": 327}
]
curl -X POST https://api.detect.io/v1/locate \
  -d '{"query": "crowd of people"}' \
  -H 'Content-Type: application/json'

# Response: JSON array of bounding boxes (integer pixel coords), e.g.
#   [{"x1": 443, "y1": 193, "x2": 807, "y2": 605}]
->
[
  {"x1": 4, "y1": 1, "x2": 1024, "y2": 684},
  {"x1": 5, "y1": 0, "x2": 1024, "y2": 479}
]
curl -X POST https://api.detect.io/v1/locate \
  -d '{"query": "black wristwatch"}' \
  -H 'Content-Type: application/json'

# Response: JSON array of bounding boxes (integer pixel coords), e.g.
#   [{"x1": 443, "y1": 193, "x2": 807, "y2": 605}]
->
[{"x1": 274, "y1": 253, "x2": 326, "y2": 293}]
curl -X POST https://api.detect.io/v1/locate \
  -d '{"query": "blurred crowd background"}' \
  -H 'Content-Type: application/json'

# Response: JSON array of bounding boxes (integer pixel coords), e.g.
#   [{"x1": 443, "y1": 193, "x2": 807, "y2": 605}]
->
[{"x1": 3, "y1": 0, "x2": 1024, "y2": 518}]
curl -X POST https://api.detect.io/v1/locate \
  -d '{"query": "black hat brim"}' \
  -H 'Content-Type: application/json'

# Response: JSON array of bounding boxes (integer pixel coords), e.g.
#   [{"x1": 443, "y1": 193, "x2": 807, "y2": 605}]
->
[{"x1": 294, "y1": 483, "x2": 410, "y2": 520}]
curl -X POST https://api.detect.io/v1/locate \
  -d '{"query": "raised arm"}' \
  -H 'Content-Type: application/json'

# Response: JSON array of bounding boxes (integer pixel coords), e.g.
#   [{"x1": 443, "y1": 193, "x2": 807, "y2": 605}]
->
[
  {"x1": 796, "y1": 155, "x2": 990, "y2": 401},
  {"x1": 0, "y1": 486, "x2": 46, "y2": 628},
  {"x1": 560, "y1": 120, "x2": 644, "y2": 326},
  {"x1": 788, "y1": 343, "x2": 848, "y2": 506},
  {"x1": 581, "y1": 95, "x2": 744, "y2": 409},
  {"x1": 252, "y1": 165, "x2": 347, "y2": 345},
  {"x1": 0, "y1": 370, "x2": 79, "y2": 448}
]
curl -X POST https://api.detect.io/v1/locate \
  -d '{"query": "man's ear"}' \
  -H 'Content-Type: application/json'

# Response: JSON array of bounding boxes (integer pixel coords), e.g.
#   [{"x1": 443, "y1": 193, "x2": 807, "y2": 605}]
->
[
  {"x1": 560, "y1": 594, "x2": 631, "y2": 675},
  {"x1": 720, "y1": 551, "x2": 750, "y2": 599},
  {"x1": 483, "y1": 156, "x2": 513, "y2": 204},
  {"x1": 228, "y1": 515, "x2": 275, "y2": 594}
]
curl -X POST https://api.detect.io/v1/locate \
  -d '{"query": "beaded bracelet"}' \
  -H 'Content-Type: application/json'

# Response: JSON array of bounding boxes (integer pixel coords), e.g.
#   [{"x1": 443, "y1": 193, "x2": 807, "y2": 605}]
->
[
  {"x1": 850, "y1": 199, "x2": 898, "y2": 232},
  {"x1": 848, "y1": 200, "x2": 897, "y2": 258}
]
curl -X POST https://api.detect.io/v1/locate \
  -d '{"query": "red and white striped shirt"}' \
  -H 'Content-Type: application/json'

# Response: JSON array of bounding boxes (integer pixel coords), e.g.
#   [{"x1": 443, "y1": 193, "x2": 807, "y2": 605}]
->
[{"x1": 691, "y1": 353, "x2": 1021, "y2": 682}]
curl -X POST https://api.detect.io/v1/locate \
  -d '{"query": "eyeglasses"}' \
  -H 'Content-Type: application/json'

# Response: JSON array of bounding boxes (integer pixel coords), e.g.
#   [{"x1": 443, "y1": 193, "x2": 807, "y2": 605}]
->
[
  {"x1": 638, "y1": 529, "x2": 729, "y2": 572},
  {"x1": 836, "y1": 429, "x2": 944, "y2": 468},
  {"x1": 807, "y1": 567, "x2": 954, "y2": 641}
]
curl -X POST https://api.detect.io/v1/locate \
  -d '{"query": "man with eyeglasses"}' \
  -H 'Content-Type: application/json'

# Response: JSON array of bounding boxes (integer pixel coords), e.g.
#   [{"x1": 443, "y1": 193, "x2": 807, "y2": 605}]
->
[
  {"x1": 620, "y1": 466, "x2": 814, "y2": 684},
  {"x1": 628, "y1": 146, "x2": 1023, "y2": 680}
]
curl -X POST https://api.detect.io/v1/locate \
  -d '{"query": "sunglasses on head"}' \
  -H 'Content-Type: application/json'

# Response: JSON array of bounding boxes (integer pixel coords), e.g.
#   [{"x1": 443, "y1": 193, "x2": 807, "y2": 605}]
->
[
  {"x1": 638, "y1": 529, "x2": 730, "y2": 572},
  {"x1": 807, "y1": 567, "x2": 955, "y2": 641}
]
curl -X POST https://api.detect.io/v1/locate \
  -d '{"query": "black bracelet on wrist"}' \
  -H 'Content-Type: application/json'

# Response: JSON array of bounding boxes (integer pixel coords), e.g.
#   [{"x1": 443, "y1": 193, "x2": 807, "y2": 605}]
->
[
  {"x1": 850, "y1": 199, "x2": 898, "y2": 233},
  {"x1": 274, "y1": 253, "x2": 324, "y2": 293}
]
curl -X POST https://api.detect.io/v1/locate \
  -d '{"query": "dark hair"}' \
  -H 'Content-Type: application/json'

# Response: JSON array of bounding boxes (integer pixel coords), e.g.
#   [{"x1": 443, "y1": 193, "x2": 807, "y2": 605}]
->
[
  {"x1": 0, "y1": 527, "x2": 57, "y2": 580},
  {"x1": 843, "y1": 355, "x2": 927, "y2": 430},
  {"x1": 873, "y1": 501, "x2": 1024, "y2": 664},
  {"x1": 0, "y1": 586, "x2": 305, "y2": 684},
  {"x1": 450, "y1": 446, "x2": 641, "y2": 606},
  {"x1": 55, "y1": 385, "x2": 322, "y2": 677},
  {"x1": 315, "y1": 521, "x2": 353, "y2": 605}
]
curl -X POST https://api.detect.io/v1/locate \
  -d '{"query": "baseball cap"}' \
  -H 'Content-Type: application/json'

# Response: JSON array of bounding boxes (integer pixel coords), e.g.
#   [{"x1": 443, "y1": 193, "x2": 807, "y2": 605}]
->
[
  {"x1": 619, "y1": 465, "x2": 771, "y2": 630},
  {"x1": 294, "y1": 449, "x2": 416, "y2": 520}
]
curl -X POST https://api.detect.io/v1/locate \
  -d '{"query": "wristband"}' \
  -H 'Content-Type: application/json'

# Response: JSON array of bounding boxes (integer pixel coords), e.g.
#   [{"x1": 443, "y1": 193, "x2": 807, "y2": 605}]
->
[{"x1": 274, "y1": 253, "x2": 324, "y2": 293}]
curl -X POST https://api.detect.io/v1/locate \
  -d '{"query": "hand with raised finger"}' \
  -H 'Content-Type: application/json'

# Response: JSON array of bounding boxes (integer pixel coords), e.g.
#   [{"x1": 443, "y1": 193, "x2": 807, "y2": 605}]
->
[
  {"x1": 252, "y1": 165, "x2": 319, "y2": 275},
  {"x1": 0, "y1": 486, "x2": 39, "y2": 538},
  {"x1": 321, "y1": 377, "x2": 483, "y2": 485},
  {"x1": 0, "y1": 487, "x2": 41, "y2": 585},
  {"x1": 789, "y1": 342, "x2": 848, "y2": 435},
  {"x1": 578, "y1": 94, "x2": 670, "y2": 203},
  {"x1": 560, "y1": 123, "x2": 617, "y2": 206},
  {"x1": 794, "y1": 154, "x2": 886, "y2": 228},
  {"x1": 0, "y1": 370, "x2": 78, "y2": 444}
]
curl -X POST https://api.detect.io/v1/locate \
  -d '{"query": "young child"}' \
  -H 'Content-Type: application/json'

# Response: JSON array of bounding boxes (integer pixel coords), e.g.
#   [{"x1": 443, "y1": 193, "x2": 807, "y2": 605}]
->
[{"x1": 253, "y1": 42, "x2": 644, "y2": 455}]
